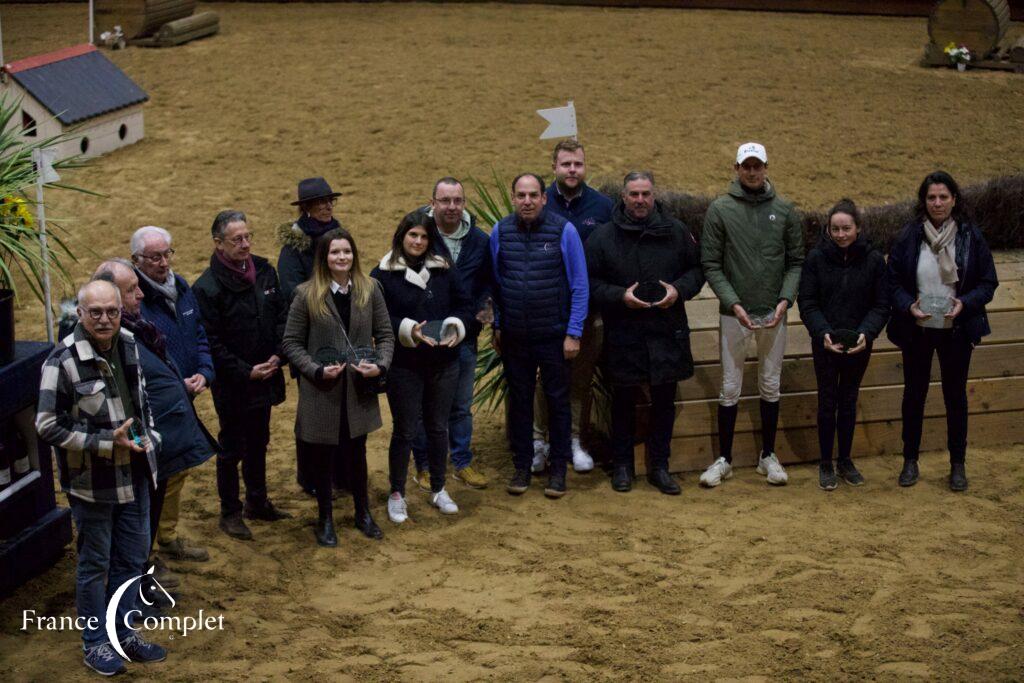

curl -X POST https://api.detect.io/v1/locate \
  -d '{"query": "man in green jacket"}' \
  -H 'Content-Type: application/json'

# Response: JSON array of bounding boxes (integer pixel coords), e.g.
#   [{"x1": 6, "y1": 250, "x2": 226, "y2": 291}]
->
[{"x1": 699, "y1": 142, "x2": 804, "y2": 487}]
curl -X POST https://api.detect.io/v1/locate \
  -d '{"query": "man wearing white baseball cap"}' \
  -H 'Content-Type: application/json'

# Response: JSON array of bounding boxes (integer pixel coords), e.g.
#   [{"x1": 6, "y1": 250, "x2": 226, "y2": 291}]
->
[{"x1": 698, "y1": 142, "x2": 805, "y2": 487}]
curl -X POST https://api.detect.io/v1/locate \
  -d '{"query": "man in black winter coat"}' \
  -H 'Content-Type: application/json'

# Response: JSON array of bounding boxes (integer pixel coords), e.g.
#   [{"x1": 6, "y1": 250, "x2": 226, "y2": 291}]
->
[
  {"x1": 585, "y1": 171, "x2": 705, "y2": 494},
  {"x1": 193, "y1": 210, "x2": 292, "y2": 541}
]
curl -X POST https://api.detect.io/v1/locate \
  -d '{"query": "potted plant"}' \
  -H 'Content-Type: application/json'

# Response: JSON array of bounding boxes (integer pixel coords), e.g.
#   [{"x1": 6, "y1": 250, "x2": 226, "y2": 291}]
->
[
  {"x1": 0, "y1": 95, "x2": 87, "y2": 361},
  {"x1": 944, "y1": 42, "x2": 972, "y2": 72}
]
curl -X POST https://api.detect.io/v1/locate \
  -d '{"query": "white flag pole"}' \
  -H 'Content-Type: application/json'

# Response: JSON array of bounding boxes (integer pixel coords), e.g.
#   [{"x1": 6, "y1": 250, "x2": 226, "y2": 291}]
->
[
  {"x1": 35, "y1": 180, "x2": 54, "y2": 343},
  {"x1": 31, "y1": 150, "x2": 57, "y2": 343}
]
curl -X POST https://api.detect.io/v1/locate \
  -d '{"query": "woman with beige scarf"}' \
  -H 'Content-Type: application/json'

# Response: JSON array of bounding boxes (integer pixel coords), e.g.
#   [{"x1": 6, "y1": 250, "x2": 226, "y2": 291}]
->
[{"x1": 885, "y1": 171, "x2": 999, "y2": 492}]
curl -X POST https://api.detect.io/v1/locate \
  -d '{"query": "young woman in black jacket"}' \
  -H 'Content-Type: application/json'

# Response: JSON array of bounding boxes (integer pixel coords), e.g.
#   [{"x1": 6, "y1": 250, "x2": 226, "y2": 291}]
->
[
  {"x1": 885, "y1": 171, "x2": 998, "y2": 492},
  {"x1": 798, "y1": 199, "x2": 889, "y2": 491},
  {"x1": 371, "y1": 213, "x2": 473, "y2": 524}
]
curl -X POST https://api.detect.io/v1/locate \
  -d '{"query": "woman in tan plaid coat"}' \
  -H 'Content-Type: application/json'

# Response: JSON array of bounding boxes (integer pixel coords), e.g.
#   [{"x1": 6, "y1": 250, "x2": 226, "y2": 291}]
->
[{"x1": 282, "y1": 228, "x2": 394, "y2": 547}]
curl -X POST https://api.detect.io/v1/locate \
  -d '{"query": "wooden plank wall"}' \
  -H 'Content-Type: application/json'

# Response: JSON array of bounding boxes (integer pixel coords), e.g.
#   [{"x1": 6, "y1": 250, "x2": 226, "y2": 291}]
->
[
  {"x1": 634, "y1": 255, "x2": 1024, "y2": 474},
  {"x1": 33, "y1": 0, "x2": 1022, "y2": 22}
]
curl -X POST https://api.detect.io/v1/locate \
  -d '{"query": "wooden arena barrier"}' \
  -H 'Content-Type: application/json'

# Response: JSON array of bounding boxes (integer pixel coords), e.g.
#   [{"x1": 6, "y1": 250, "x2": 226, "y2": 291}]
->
[
  {"x1": 632, "y1": 256, "x2": 1024, "y2": 474},
  {"x1": 94, "y1": 0, "x2": 197, "y2": 40}
]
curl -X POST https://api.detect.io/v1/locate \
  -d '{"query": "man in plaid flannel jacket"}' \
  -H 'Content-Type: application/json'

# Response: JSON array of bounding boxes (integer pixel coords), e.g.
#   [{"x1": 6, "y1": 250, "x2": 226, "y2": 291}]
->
[{"x1": 36, "y1": 279, "x2": 167, "y2": 675}]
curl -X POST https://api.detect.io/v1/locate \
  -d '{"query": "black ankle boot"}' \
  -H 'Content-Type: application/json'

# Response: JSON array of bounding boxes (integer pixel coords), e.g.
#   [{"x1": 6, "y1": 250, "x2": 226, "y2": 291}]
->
[
  {"x1": 898, "y1": 459, "x2": 919, "y2": 487},
  {"x1": 949, "y1": 462, "x2": 968, "y2": 492},
  {"x1": 647, "y1": 468, "x2": 681, "y2": 495},
  {"x1": 314, "y1": 516, "x2": 338, "y2": 547},
  {"x1": 354, "y1": 510, "x2": 384, "y2": 540},
  {"x1": 611, "y1": 465, "x2": 633, "y2": 492}
]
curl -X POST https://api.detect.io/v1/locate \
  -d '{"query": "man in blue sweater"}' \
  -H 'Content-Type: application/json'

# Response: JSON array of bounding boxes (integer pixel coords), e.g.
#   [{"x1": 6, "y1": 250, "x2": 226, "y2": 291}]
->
[
  {"x1": 490, "y1": 173, "x2": 589, "y2": 498},
  {"x1": 533, "y1": 140, "x2": 613, "y2": 474}
]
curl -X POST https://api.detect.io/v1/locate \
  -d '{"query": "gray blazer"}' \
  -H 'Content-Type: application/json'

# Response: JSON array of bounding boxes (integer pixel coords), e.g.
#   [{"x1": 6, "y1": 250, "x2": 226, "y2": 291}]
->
[{"x1": 282, "y1": 279, "x2": 395, "y2": 444}]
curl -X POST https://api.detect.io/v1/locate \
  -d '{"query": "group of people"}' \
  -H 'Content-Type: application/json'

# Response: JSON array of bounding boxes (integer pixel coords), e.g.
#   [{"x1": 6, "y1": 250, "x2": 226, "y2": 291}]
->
[{"x1": 35, "y1": 138, "x2": 998, "y2": 676}]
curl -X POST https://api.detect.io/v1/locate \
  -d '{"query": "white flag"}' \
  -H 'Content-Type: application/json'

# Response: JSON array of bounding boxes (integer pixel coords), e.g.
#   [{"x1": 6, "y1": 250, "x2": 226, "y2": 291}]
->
[
  {"x1": 32, "y1": 148, "x2": 61, "y2": 184},
  {"x1": 537, "y1": 101, "x2": 577, "y2": 140}
]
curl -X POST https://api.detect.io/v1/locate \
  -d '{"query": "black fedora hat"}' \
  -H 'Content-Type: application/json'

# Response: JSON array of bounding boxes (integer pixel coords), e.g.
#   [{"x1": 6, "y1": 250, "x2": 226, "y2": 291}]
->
[{"x1": 291, "y1": 177, "x2": 341, "y2": 206}]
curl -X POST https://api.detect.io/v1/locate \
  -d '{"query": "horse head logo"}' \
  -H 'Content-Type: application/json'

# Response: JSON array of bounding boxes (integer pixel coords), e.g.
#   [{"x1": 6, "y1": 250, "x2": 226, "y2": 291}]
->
[{"x1": 105, "y1": 565, "x2": 175, "y2": 660}]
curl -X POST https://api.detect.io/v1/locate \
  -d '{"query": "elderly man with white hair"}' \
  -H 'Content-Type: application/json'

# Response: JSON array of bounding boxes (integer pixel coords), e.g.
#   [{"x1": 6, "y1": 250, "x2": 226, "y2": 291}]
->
[
  {"x1": 130, "y1": 225, "x2": 215, "y2": 563},
  {"x1": 37, "y1": 278, "x2": 167, "y2": 676}
]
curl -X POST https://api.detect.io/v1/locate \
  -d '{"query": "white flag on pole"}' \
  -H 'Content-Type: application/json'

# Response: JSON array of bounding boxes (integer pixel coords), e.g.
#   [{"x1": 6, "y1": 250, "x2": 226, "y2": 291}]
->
[
  {"x1": 537, "y1": 101, "x2": 577, "y2": 140},
  {"x1": 32, "y1": 148, "x2": 61, "y2": 184}
]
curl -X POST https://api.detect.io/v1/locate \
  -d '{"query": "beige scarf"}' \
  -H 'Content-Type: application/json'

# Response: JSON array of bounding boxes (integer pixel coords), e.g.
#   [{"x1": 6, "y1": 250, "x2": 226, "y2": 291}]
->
[{"x1": 923, "y1": 218, "x2": 958, "y2": 285}]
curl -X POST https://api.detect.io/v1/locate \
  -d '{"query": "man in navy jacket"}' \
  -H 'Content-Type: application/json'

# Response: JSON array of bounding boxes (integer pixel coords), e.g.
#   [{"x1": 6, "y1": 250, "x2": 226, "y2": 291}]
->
[
  {"x1": 407, "y1": 178, "x2": 492, "y2": 490},
  {"x1": 131, "y1": 226, "x2": 215, "y2": 563},
  {"x1": 533, "y1": 140, "x2": 613, "y2": 474},
  {"x1": 490, "y1": 173, "x2": 589, "y2": 499}
]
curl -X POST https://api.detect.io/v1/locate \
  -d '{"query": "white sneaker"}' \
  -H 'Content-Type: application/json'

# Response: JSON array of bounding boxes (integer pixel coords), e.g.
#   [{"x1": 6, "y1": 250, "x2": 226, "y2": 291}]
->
[
  {"x1": 571, "y1": 437, "x2": 594, "y2": 473},
  {"x1": 430, "y1": 488, "x2": 459, "y2": 515},
  {"x1": 699, "y1": 456, "x2": 733, "y2": 488},
  {"x1": 387, "y1": 493, "x2": 408, "y2": 524},
  {"x1": 757, "y1": 452, "x2": 789, "y2": 485},
  {"x1": 531, "y1": 439, "x2": 549, "y2": 473}
]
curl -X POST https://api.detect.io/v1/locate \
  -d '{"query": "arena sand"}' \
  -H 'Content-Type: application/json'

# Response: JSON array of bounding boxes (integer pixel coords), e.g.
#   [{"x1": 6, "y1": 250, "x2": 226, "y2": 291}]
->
[{"x1": 1, "y1": 2, "x2": 1023, "y2": 680}]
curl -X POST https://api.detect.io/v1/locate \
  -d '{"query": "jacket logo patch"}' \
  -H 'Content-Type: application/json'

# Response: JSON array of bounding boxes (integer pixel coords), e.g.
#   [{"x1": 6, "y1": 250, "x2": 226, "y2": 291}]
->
[{"x1": 769, "y1": 214, "x2": 777, "y2": 222}]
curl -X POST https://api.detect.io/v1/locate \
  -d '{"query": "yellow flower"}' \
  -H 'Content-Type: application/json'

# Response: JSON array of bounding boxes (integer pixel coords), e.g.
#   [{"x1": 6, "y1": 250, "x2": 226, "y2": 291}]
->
[{"x1": 0, "y1": 195, "x2": 34, "y2": 228}]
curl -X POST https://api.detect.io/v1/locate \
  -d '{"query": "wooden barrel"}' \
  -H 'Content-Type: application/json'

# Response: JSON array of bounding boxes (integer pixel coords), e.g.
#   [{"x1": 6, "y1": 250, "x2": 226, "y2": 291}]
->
[
  {"x1": 155, "y1": 11, "x2": 219, "y2": 46},
  {"x1": 93, "y1": 0, "x2": 197, "y2": 40},
  {"x1": 928, "y1": 0, "x2": 1011, "y2": 57}
]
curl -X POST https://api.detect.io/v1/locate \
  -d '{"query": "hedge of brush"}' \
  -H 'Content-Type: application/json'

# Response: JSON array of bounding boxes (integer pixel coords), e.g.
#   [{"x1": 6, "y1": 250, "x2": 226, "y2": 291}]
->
[{"x1": 597, "y1": 173, "x2": 1024, "y2": 251}]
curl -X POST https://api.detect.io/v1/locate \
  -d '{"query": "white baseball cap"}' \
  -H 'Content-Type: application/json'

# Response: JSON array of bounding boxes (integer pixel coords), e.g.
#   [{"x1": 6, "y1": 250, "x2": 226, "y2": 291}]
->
[{"x1": 736, "y1": 142, "x2": 767, "y2": 164}]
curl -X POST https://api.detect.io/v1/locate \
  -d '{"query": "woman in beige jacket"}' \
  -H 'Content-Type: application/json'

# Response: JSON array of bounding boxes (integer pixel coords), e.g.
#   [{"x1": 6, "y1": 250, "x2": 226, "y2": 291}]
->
[{"x1": 282, "y1": 228, "x2": 394, "y2": 547}]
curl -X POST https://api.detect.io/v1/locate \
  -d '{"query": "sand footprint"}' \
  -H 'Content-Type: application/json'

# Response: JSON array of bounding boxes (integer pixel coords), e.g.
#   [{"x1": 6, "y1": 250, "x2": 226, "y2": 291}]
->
[{"x1": 876, "y1": 661, "x2": 931, "y2": 677}]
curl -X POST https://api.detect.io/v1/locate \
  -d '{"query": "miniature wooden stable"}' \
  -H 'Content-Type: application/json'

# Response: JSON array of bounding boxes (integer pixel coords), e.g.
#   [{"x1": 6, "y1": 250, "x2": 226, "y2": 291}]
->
[{"x1": 632, "y1": 255, "x2": 1024, "y2": 474}]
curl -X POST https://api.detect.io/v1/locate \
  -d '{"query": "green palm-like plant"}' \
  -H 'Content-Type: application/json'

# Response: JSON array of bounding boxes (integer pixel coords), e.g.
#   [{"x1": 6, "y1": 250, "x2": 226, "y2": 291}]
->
[
  {"x1": 467, "y1": 169, "x2": 513, "y2": 413},
  {"x1": 0, "y1": 94, "x2": 92, "y2": 301}
]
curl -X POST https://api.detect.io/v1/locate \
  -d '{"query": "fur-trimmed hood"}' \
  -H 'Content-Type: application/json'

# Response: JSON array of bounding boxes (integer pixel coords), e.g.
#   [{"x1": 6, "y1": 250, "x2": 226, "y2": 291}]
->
[{"x1": 276, "y1": 221, "x2": 311, "y2": 252}]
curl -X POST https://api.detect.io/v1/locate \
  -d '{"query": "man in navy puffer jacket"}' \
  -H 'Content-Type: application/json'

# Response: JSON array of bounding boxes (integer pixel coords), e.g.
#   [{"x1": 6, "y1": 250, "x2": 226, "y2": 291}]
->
[{"x1": 489, "y1": 173, "x2": 588, "y2": 499}]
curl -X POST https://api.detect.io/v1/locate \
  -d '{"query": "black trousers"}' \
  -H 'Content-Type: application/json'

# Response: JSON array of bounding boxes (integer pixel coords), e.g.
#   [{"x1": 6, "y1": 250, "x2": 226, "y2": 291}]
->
[
  {"x1": 610, "y1": 383, "x2": 677, "y2": 470},
  {"x1": 901, "y1": 328, "x2": 973, "y2": 464},
  {"x1": 216, "y1": 404, "x2": 272, "y2": 515},
  {"x1": 386, "y1": 361, "x2": 459, "y2": 496},
  {"x1": 502, "y1": 336, "x2": 571, "y2": 476},
  {"x1": 302, "y1": 425, "x2": 368, "y2": 522},
  {"x1": 811, "y1": 339, "x2": 871, "y2": 464}
]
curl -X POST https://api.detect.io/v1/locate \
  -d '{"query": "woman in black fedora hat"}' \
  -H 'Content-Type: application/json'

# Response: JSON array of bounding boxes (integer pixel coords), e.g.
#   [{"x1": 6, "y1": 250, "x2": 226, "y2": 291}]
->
[{"x1": 277, "y1": 177, "x2": 344, "y2": 498}]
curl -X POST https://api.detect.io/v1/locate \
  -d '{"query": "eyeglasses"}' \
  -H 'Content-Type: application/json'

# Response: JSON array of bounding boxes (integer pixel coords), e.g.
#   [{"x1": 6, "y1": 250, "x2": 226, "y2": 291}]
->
[
  {"x1": 308, "y1": 197, "x2": 337, "y2": 208},
  {"x1": 138, "y1": 249, "x2": 175, "y2": 264},
  {"x1": 82, "y1": 307, "x2": 121, "y2": 321},
  {"x1": 434, "y1": 197, "x2": 465, "y2": 207},
  {"x1": 218, "y1": 232, "x2": 254, "y2": 246}
]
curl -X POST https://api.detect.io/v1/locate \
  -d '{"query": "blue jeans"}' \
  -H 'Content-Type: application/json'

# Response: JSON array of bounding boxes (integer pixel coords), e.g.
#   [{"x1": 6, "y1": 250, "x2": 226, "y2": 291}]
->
[
  {"x1": 68, "y1": 481, "x2": 151, "y2": 649},
  {"x1": 412, "y1": 342, "x2": 477, "y2": 471}
]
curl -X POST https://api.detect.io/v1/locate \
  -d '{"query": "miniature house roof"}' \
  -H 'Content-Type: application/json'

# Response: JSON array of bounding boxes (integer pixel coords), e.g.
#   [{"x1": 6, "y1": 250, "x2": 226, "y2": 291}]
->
[{"x1": 3, "y1": 44, "x2": 148, "y2": 125}]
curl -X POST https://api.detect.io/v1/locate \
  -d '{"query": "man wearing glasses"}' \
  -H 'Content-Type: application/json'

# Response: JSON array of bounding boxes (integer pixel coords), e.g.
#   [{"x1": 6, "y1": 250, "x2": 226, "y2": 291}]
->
[
  {"x1": 36, "y1": 279, "x2": 167, "y2": 675},
  {"x1": 406, "y1": 177, "x2": 492, "y2": 491},
  {"x1": 193, "y1": 210, "x2": 292, "y2": 541},
  {"x1": 130, "y1": 226, "x2": 215, "y2": 563}
]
